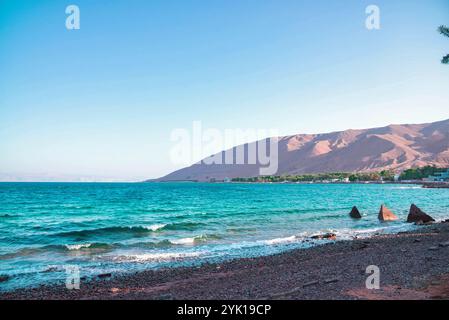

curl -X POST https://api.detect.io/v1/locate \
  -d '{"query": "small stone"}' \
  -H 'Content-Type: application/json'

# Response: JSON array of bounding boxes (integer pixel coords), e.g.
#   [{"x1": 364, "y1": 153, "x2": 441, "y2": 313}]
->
[
  {"x1": 303, "y1": 280, "x2": 319, "y2": 288},
  {"x1": 353, "y1": 243, "x2": 368, "y2": 250},
  {"x1": 97, "y1": 273, "x2": 112, "y2": 279},
  {"x1": 428, "y1": 246, "x2": 439, "y2": 251},
  {"x1": 413, "y1": 239, "x2": 421, "y2": 243},
  {"x1": 270, "y1": 287, "x2": 302, "y2": 298},
  {"x1": 324, "y1": 277, "x2": 340, "y2": 284},
  {"x1": 438, "y1": 241, "x2": 449, "y2": 247},
  {"x1": 0, "y1": 275, "x2": 10, "y2": 283},
  {"x1": 158, "y1": 293, "x2": 173, "y2": 300}
]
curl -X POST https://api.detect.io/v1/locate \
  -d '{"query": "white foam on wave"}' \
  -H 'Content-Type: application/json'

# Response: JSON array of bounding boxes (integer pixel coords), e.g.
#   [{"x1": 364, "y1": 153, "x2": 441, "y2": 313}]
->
[
  {"x1": 113, "y1": 251, "x2": 203, "y2": 262},
  {"x1": 256, "y1": 223, "x2": 417, "y2": 248},
  {"x1": 65, "y1": 243, "x2": 92, "y2": 250},
  {"x1": 331, "y1": 223, "x2": 416, "y2": 240},
  {"x1": 391, "y1": 186, "x2": 422, "y2": 190},
  {"x1": 262, "y1": 236, "x2": 297, "y2": 245},
  {"x1": 145, "y1": 224, "x2": 167, "y2": 231},
  {"x1": 171, "y1": 237, "x2": 196, "y2": 245}
]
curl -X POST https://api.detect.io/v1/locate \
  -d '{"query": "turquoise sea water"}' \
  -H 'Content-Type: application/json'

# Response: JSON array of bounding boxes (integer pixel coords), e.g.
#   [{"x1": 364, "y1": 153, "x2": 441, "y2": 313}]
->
[{"x1": 1, "y1": 182, "x2": 448, "y2": 291}]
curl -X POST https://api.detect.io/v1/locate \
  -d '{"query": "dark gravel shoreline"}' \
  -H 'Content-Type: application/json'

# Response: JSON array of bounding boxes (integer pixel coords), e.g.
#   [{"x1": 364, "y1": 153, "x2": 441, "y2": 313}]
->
[{"x1": 2, "y1": 222, "x2": 449, "y2": 300}]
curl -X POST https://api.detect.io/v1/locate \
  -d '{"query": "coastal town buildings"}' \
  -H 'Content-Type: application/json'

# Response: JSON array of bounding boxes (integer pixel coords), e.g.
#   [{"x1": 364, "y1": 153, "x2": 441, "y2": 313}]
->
[{"x1": 426, "y1": 169, "x2": 449, "y2": 182}]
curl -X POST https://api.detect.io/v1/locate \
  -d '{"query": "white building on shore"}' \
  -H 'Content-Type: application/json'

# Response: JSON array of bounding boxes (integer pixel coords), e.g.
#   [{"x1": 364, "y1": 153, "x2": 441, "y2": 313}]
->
[{"x1": 426, "y1": 169, "x2": 449, "y2": 182}]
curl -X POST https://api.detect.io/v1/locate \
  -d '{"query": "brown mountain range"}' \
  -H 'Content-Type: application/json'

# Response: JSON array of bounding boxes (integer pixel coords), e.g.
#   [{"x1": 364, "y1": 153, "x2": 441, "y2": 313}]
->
[{"x1": 154, "y1": 119, "x2": 449, "y2": 182}]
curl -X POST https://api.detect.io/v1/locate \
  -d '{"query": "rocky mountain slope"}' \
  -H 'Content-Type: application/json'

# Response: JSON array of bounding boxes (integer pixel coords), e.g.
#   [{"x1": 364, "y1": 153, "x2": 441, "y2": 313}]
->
[{"x1": 154, "y1": 119, "x2": 449, "y2": 181}]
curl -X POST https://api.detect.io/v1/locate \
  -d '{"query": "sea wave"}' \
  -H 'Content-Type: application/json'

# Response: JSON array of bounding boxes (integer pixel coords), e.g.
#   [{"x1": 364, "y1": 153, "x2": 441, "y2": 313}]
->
[
  {"x1": 0, "y1": 243, "x2": 116, "y2": 260},
  {"x1": 162, "y1": 222, "x2": 206, "y2": 231},
  {"x1": 171, "y1": 237, "x2": 196, "y2": 245},
  {"x1": 226, "y1": 227, "x2": 258, "y2": 233},
  {"x1": 170, "y1": 233, "x2": 221, "y2": 245},
  {"x1": 144, "y1": 224, "x2": 167, "y2": 231},
  {"x1": 64, "y1": 243, "x2": 116, "y2": 251},
  {"x1": 265, "y1": 207, "x2": 349, "y2": 215},
  {"x1": 54, "y1": 222, "x2": 206, "y2": 238},
  {"x1": 135, "y1": 207, "x2": 182, "y2": 213},
  {"x1": 0, "y1": 233, "x2": 221, "y2": 261},
  {"x1": 64, "y1": 242, "x2": 116, "y2": 251},
  {"x1": 0, "y1": 214, "x2": 17, "y2": 218},
  {"x1": 65, "y1": 243, "x2": 92, "y2": 250},
  {"x1": 0, "y1": 247, "x2": 47, "y2": 260}
]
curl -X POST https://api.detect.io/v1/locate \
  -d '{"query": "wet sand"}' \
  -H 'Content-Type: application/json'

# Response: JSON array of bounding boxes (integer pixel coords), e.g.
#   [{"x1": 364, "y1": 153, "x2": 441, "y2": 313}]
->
[{"x1": 2, "y1": 222, "x2": 449, "y2": 300}]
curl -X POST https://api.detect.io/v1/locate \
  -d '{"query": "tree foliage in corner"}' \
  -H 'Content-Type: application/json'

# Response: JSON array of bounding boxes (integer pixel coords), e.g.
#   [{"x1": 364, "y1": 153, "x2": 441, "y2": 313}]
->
[{"x1": 439, "y1": 25, "x2": 449, "y2": 64}]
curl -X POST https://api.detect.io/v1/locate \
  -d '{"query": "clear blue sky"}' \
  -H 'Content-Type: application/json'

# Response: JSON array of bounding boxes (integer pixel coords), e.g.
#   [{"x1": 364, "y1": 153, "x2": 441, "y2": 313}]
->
[{"x1": 1, "y1": 0, "x2": 448, "y2": 181}]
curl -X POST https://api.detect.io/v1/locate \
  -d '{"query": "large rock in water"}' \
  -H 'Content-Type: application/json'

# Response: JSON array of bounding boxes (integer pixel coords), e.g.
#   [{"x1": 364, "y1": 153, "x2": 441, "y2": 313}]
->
[
  {"x1": 378, "y1": 205, "x2": 398, "y2": 221},
  {"x1": 349, "y1": 206, "x2": 362, "y2": 219},
  {"x1": 407, "y1": 204, "x2": 435, "y2": 223}
]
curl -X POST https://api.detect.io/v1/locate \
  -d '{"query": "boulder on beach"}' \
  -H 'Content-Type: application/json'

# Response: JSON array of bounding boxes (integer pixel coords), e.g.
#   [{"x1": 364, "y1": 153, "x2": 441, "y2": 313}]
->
[
  {"x1": 407, "y1": 204, "x2": 435, "y2": 223},
  {"x1": 349, "y1": 206, "x2": 362, "y2": 219},
  {"x1": 378, "y1": 205, "x2": 398, "y2": 221}
]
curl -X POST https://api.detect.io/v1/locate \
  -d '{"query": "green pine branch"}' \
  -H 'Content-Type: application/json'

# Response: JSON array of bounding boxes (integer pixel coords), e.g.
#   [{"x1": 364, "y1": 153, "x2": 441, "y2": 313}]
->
[
  {"x1": 439, "y1": 25, "x2": 449, "y2": 38},
  {"x1": 439, "y1": 25, "x2": 449, "y2": 64},
  {"x1": 442, "y1": 54, "x2": 449, "y2": 64}
]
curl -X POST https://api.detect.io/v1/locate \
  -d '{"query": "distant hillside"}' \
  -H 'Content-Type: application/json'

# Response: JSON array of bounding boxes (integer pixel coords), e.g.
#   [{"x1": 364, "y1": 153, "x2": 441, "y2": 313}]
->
[{"x1": 152, "y1": 119, "x2": 449, "y2": 182}]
